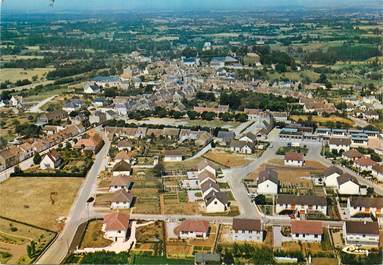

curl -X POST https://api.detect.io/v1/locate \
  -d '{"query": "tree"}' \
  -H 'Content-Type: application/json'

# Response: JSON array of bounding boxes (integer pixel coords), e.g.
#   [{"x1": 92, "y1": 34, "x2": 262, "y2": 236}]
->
[
  {"x1": 33, "y1": 152, "x2": 42, "y2": 165},
  {"x1": 187, "y1": 110, "x2": 199, "y2": 120},
  {"x1": 254, "y1": 194, "x2": 266, "y2": 205},
  {"x1": 26, "y1": 241, "x2": 37, "y2": 259},
  {"x1": 201, "y1": 111, "x2": 216, "y2": 121}
]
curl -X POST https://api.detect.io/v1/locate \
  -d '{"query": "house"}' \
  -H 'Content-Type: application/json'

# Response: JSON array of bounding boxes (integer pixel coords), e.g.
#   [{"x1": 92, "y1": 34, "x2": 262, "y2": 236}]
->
[
  {"x1": 328, "y1": 137, "x2": 351, "y2": 153},
  {"x1": 109, "y1": 175, "x2": 132, "y2": 192},
  {"x1": 0, "y1": 147, "x2": 21, "y2": 170},
  {"x1": 110, "y1": 189, "x2": 133, "y2": 209},
  {"x1": 363, "y1": 109, "x2": 379, "y2": 121},
  {"x1": 348, "y1": 197, "x2": 383, "y2": 218},
  {"x1": 195, "y1": 131, "x2": 213, "y2": 146},
  {"x1": 176, "y1": 220, "x2": 210, "y2": 239},
  {"x1": 230, "y1": 140, "x2": 254, "y2": 154},
  {"x1": 198, "y1": 160, "x2": 216, "y2": 176},
  {"x1": 92, "y1": 76, "x2": 121, "y2": 87},
  {"x1": 351, "y1": 134, "x2": 369, "y2": 148},
  {"x1": 84, "y1": 82, "x2": 101, "y2": 94},
  {"x1": 164, "y1": 149, "x2": 184, "y2": 162},
  {"x1": 204, "y1": 191, "x2": 228, "y2": 213},
  {"x1": 232, "y1": 218, "x2": 263, "y2": 242},
  {"x1": 200, "y1": 180, "x2": 220, "y2": 197},
  {"x1": 146, "y1": 128, "x2": 162, "y2": 138},
  {"x1": 18, "y1": 142, "x2": 34, "y2": 160},
  {"x1": 371, "y1": 164, "x2": 383, "y2": 182},
  {"x1": 162, "y1": 128, "x2": 180, "y2": 139},
  {"x1": 354, "y1": 156, "x2": 377, "y2": 172},
  {"x1": 198, "y1": 170, "x2": 216, "y2": 186},
  {"x1": 117, "y1": 140, "x2": 133, "y2": 151},
  {"x1": 74, "y1": 133, "x2": 104, "y2": 154},
  {"x1": 343, "y1": 221, "x2": 380, "y2": 246},
  {"x1": 323, "y1": 166, "x2": 343, "y2": 188},
  {"x1": 284, "y1": 152, "x2": 304, "y2": 167},
  {"x1": 10, "y1": 96, "x2": 23, "y2": 108},
  {"x1": 112, "y1": 160, "x2": 132, "y2": 176},
  {"x1": 238, "y1": 132, "x2": 257, "y2": 143},
  {"x1": 342, "y1": 149, "x2": 363, "y2": 162},
  {"x1": 135, "y1": 127, "x2": 147, "y2": 139},
  {"x1": 257, "y1": 168, "x2": 278, "y2": 195},
  {"x1": 36, "y1": 111, "x2": 68, "y2": 125},
  {"x1": 40, "y1": 150, "x2": 62, "y2": 169},
  {"x1": 216, "y1": 131, "x2": 235, "y2": 146},
  {"x1": 337, "y1": 174, "x2": 360, "y2": 195},
  {"x1": 63, "y1": 99, "x2": 83, "y2": 113},
  {"x1": 114, "y1": 150, "x2": 133, "y2": 163},
  {"x1": 291, "y1": 220, "x2": 323, "y2": 243},
  {"x1": 102, "y1": 212, "x2": 130, "y2": 242},
  {"x1": 276, "y1": 194, "x2": 327, "y2": 215}
]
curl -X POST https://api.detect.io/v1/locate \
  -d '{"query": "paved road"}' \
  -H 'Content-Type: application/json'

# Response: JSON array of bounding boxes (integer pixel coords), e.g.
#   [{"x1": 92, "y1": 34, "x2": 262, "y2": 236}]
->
[
  {"x1": 36, "y1": 131, "x2": 110, "y2": 264},
  {"x1": 27, "y1": 95, "x2": 55, "y2": 113},
  {"x1": 2, "y1": 80, "x2": 54, "y2": 92}
]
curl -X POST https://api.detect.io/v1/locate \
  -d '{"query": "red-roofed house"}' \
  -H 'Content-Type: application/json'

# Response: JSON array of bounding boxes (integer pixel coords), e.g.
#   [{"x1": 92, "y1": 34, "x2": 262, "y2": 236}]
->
[
  {"x1": 291, "y1": 220, "x2": 323, "y2": 243},
  {"x1": 284, "y1": 152, "x2": 304, "y2": 167},
  {"x1": 40, "y1": 150, "x2": 63, "y2": 169},
  {"x1": 102, "y1": 212, "x2": 130, "y2": 242},
  {"x1": 175, "y1": 220, "x2": 210, "y2": 239}
]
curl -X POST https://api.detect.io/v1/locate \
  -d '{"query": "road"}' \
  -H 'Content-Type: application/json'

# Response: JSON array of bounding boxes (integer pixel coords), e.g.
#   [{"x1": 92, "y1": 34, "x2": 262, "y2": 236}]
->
[
  {"x1": 3, "y1": 80, "x2": 54, "y2": 92},
  {"x1": 36, "y1": 130, "x2": 110, "y2": 264},
  {"x1": 27, "y1": 95, "x2": 55, "y2": 113}
]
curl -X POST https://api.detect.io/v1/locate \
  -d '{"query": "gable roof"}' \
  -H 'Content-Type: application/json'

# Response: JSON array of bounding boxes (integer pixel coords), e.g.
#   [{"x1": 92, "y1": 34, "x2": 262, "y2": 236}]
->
[
  {"x1": 284, "y1": 152, "x2": 304, "y2": 161},
  {"x1": 204, "y1": 191, "x2": 228, "y2": 206},
  {"x1": 45, "y1": 150, "x2": 61, "y2": 163},
  {"x1": 112, "y1": 160, "x2": 132, "y2": 172},
  {"x1": 164, "y1": 149, "x2": 184, "y2": 157},
  {"x1": 230, "y1": 139, "x2": 255, "y2": 149},
  {"x1": 103, "y1": 212, "x2": 130, "y2": 231},
  {"x1": 110, "y1": 175, "x2": 132, "y2": 187},
  {"x1": 240, "y1": 132, "x2": 257, "y2": 142},
  {"x1": 257, "y1": 168, "x2": 278, "y2": 185},
  {"x1": 198, "y1": 159, "x2": 216, "y2": 172},
  {"x1": 345, "y1": 221, "x2": 379, "y2": 235},
  {"x1": 355, "y1": 156, "x2": 377, "y2": 167},
  {"x1": 117, "y1": 139, "x2": 133, "y2": 148},
  {"x1": 115, "y1": 150, "x2": 133, "y2": 161},
  {"x1": 337, "y1": 173, "x2": 359, "y2": 186},
  {"x1": 176, "y1": 220, "x2": 209, "y2": 233},
  {"x1": 232, "y1": 218, "x2": 261, "y2": 232},
  {"x1": 198, "y1": 170, "x2": 216, "y2": 183},
  {"x1": 350, "y1": 196, "x2": 383, "y2": 208},
  {"x1": 322, "y1": 166, "x2": 343, "y2": 177},
  {"x1": 329, "y1": 137, "x2": 351, "y2": 146},
  {"x1": 111, "y1": 189, "x2": 133, "y2": 203},
  {"x1": 200, "y1": 179, "x2": 220, "y2": 194},
  {"x1": 291, "y1": 220, "x2": 323, "y2": 235}
]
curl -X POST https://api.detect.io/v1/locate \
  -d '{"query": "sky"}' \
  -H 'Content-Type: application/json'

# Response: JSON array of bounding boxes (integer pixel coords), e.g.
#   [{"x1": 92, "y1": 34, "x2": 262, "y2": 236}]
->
[{"x1": 1, "y1": 0, "x2": 382, "y2": 12}]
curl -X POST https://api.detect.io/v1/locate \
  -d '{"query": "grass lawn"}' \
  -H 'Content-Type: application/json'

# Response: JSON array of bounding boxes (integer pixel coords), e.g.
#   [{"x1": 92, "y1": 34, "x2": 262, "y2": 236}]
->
[
  {"x1": 290, "y1": 115, "x2": 354, "y2": 127},
  {"x1": 80, "y1": 220, "x2": 112, "y2": 249},
  {"x1": 0, "y1": 217, "x2": 56, "y2": 264},
  {"x1": 0, "y1": 177, "x2": 83, "y2": 231},
  {"x1": 133, "y1": 255, "x2": 193, "y2": 265},
  {"x1": 203, "y1": 150, "x2": 249, "y2": 168},
  {"x1": 163, "y1": 157, "x2": 204, "y2": 172},
  {"x1": 0, "y1": 68, "x2": 54, "y2": 83}
]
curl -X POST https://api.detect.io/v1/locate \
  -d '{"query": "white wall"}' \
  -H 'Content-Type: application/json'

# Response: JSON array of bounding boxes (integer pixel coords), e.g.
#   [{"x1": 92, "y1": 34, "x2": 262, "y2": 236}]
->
[
  {"x1": 232, "y1": 230, "x2": 263, "y2": 242},
  {"x1": 292, "y1": 233, "x2": 322, "y2": 243},
  {"x1": 257, "y1": 180, "x2": 278, "y2": 195}
]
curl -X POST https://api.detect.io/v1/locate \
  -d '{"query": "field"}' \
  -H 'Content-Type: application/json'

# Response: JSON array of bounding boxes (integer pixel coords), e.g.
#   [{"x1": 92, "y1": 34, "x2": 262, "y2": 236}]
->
[
  {"x1": 0, "y1": 177, "x2": 83, "y2": 231},
  {"x1": 203, "y1": 150, "x2": 250, "y2": 168},
  {"x1": 162, "y1": 192, "x2": 200, "y2": 215},
  {"x1": 163, "y1": 157, "x2": 204, "y2": 172},
  {"x1": 289, "y1": 115, "x2": 354, "y2": 126},
  {"x1": 0, "y1": 68, "x2": 54, "y2": 83},
  {"x1": 0, "y1": 110, "x2": 36, "y2": 141},
  {"x1": 134, "y1": 221, "x2": 164, "y2": 256},
  {"x1": 0, "y1": 217, "x2": 56, "y2": 264},
  {"x1": 80, "y1": 220, "x2": 112, "y2": 249}
]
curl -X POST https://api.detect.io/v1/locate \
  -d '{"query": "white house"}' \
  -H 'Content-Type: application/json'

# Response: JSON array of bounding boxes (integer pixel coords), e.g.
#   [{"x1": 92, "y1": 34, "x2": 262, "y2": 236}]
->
[
  {"x1": 238, "y1": 132, "x2": 257, "y2": 143},
  {"x1": 84, "y1": 82, "x2": 101, "y2": 94},
  {"x1": 337, "y1": 174, "x2": 360, "y2": 195},
  {"x1": 347, "y1": 197, "x2": 383, "y2": 218},
  {"x1": 323, "y1": 166, "x2": 343, "y2": 188},
  {"x1": 205, "y1": 191, "x2": 228, "y2": 213},
  {"x1": 110, "y1": 189, "x2": 133, "y2": 209},
  {"x1": 232, "y1": 218, "x2": 263, "y2": 242},
  {"x1": 328, "y1": 137, "x2": 351, "y2": 152},
  {"x1": 102, "y1": 212, "x2": 130, "y2": 242},
  {"x1": 342, "y1": 149, "x2": 363, "y2": 162},
  {"x1": 200, "y1": 180, "x2": 220, "y2": 197},
  {"x1": 354, "y1": 156, "x2": 377, "y2": 172},
  {"x1": 112, "y1": 160, "x2": 132, "y2": 177},
  {"x1": 257, "y1": 168, "x2": 278, "y2": 195},
  {"x1": 371, "y1": 164, "x2": 383, "y2": 182},
  {"x1": 276, "y1": 194, "x2": 327, "y2": 215},
  {"x1": 109, "y1": 175, "x2": 132, "y2": 192},
  {"x1": 291, "y1": 220, "x2": 323, "y2": 243},
  {"x1": 117, "y1": 140, "x2": 133, "y2": 151},
  {"x1": 343, "y1": 221, "x2": 380, "y2": 246},
  {"x1": 177, "y1": 220, "x2": 209, "y2": 239},
  {"x1": 284, "y1": 152, "x2": 304, "y2": 167},
  {"x1": 230, "y1": 140, "x2": 254, "y2": 154},
  {"x1": 198, "y1": 170, "x2": 216, "y2": 186},
  {"x1": 163, "y1": 149, "x2": 184, "y2": 162},
  {"x1": 198, "y1": 160, "x2": 216, "y2": 176},
  {"x1": 40, "y1": 150, "x2": 62, "y2": 169}
]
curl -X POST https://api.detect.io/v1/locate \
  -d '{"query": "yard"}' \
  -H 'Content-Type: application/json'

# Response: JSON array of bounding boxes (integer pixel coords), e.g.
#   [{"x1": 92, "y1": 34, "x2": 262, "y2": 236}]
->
[
  {"x1": 162, "y1": 192, "x2": 200, "y2": 215},
  {"x1": 134, "y1": 221, "x2": 164, "y2": 256},
  {"x1": 0, "y1": 67, "x2": 54, "y2": 83},
  {"x1": 203, "y1": 150, "x2": 250, "y2": 168},
  {"x1": 79, "y1": 220, "x2": 112, "y2": 249},
  {"x1": 289, "y1": 115, "x2": 354, "y2": 127},
  {"x1": 0, "y1": 217, "x2": 56, "y2": 264},
  {"x1": 0, "y1": 177, "x2": 83, "y2": 231}
]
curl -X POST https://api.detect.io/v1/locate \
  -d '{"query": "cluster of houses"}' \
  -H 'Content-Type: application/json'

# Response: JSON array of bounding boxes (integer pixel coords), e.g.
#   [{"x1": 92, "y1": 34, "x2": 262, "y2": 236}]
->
[
  {"x1": 0, "y1": 124, "x2": 85, "y2": 171},
  {"x1": 105, "y1": 126, "x2": 213, "y2": 147}
]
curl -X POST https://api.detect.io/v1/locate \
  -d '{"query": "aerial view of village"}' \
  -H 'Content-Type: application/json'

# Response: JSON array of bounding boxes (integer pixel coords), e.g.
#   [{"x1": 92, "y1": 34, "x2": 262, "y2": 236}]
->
[{"x1": 0, "y1": 0, "x2": 382, "y2": 264}]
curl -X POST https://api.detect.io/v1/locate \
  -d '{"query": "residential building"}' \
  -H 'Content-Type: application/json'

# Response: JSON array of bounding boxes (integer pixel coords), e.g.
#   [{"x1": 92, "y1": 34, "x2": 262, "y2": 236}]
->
[
  {"x1": 232, "y1": 218, "x2": 263, "y2": 242},
  {"x1": 284, "y1": 152, "x2": 304, "y2": 167},
  {"x1": 291, "y1": 220, "x2": 323, "y2": 243},
  {"x1": 112, "y1": 160, "x2": 132, "y2": 177},
  {"x1": 230, "y1": 140, "x2": 254, "y2": 154},
  {"x1": 348, "y1": 197, "x2": 383, "y2": 218},
  {"x1": 117, "y1": 140, "x2": 133, "y2": 151},
  {"x1": 74, "y1": 133, "x2": 104, "y2": 153},
  {"x1": 257, "y1": 168, "x2": 278, "y2": 195},
  {"x1": 371, "y1": 164, "x2": 383, "y2": 182},
  {"x1": 164, "y1": 149, "x2": 184, "y2": 162},
  {"x1": 204, "y1": 191, "x2": 228, "y2": 213},
  {"x1": 195, "y1": 253, "x2": 221, "y2": 265},
  {"x1": 238, "y1": 132, "x2": 257, "y2": 143},
  {"x1": 109, "y1": 175, "x2": 132, "y2": 192},
  {"x1": 0, "y1": 147, "x2": 20, "y2": 170},
  {"x1": 342, "y1": 149, "x2": 363, "y2": 162},
  {"x1": 323, "y1": 166, "x2": 343, "y2": 188},
  {"x1": 354, "y1": 156, "x2": 377, "y2": 172},
  {"x1": 276, "y1": 194, "x2": 327, "y2": 215},
  {"x1": 84, "y1": 82, "x2": 101, "y2": 94},
  {"x1": 102, "y1": 212, "x2": 130, "y2": 242},
  {"x1": 337, "y1": 174, "x2": 360, "y2": 195},
  {"x1": 201, "y1": 180, "x2": 220, "y2": 197},
  {"x1": 176, "y1": 220, "x2": 210, "y2": 239},
  {"x1": 40, "y1": 150, "x2": 62, "y2": 169},
  {"x1": 328, "y1": 137, "x2": 351, "y2": 153},
  {"x1": 343, "y1": 221, "x2": 380, "y2": 246},
  {"x1": 110, "y1": 189, "x2": 133, "y2": 209},
  {"x1": 198, "y1": 160, "x2": 216, "y2": 176}
]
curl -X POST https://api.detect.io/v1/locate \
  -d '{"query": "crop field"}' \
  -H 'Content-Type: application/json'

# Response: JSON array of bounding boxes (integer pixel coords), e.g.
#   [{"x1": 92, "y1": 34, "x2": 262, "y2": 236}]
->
[{"x1": 0, "y1": 68, "x2": 54, "y2": 83}]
